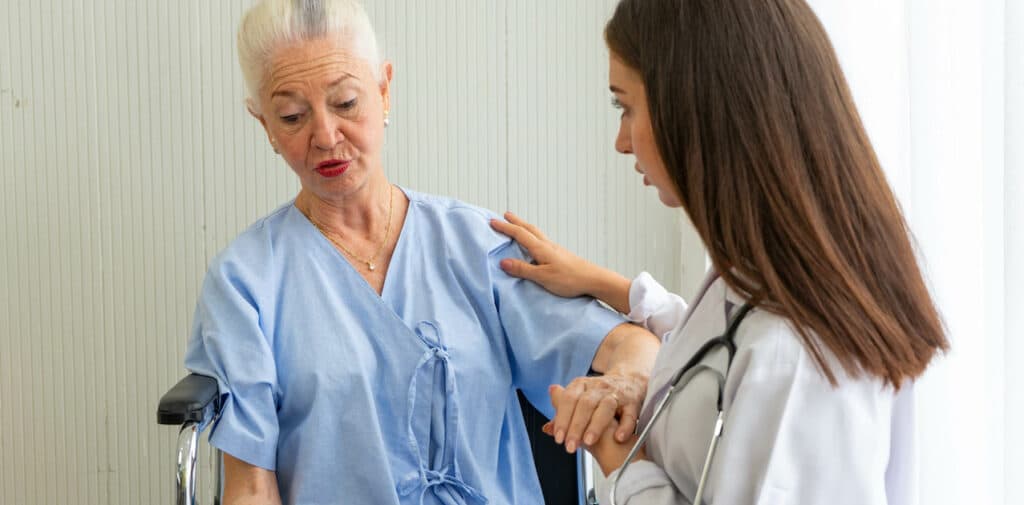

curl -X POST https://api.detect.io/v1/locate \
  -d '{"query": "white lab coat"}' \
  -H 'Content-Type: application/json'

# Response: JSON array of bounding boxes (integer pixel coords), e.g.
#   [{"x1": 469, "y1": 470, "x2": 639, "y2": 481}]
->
[{"x1": 603, "y1": 272, "x2": 915, "y2": 505}]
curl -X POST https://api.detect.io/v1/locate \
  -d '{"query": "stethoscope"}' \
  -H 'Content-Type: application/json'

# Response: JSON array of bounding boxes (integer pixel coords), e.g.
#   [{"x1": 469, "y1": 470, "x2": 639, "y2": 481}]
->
[{"x1": 609, "y1": 302, "x2": 754, "y2": 505}]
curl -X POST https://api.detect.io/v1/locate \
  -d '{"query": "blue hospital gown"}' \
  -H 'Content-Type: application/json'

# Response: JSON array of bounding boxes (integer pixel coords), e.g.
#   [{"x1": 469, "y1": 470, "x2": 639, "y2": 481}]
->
[{"x1": 184, "y1": 188, "x2": 625, "y2": 504}]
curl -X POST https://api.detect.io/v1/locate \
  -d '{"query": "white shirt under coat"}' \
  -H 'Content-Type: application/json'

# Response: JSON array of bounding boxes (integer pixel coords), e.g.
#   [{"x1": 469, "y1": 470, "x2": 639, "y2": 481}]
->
[{"x1": 603, "y1": 272, "x2": 915, "y2": 505}]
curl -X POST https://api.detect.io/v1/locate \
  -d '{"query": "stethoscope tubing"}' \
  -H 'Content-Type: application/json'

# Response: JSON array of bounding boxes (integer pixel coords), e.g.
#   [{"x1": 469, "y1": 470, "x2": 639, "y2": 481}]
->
[{"x1": 608, "y1": 303, "x2": 753, "y2": 505}]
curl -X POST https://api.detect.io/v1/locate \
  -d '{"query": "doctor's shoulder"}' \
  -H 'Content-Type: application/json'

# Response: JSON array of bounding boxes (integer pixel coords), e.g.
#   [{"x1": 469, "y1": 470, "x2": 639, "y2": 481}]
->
[
  {"x1": 727, "y1": 309, "x2": 809, "y2": 378},
  {"x1": 728, "y1": 306, "x2": 896, "y2": 396}
]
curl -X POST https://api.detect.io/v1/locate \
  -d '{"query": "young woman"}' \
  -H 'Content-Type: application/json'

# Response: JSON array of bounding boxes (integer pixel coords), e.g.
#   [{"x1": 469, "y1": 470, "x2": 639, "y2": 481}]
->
[{"x1": 491, "y1": 0, "x2": 948, "y2": 503}]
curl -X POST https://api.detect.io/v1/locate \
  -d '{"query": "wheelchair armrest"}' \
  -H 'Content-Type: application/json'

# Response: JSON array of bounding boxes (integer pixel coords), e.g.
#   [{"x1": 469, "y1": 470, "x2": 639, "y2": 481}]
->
[{"x1": 157, "y1": 374, "x2": 220, "y2": 425}]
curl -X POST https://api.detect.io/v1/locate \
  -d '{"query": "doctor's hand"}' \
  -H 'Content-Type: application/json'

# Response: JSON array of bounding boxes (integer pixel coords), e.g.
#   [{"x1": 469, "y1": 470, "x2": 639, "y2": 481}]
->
[
  {"x1": 586, "y1": 421, "x2": 646, "y2": 477},
  {"x1": 490, "y1": 212, "x2": 596, "y2": 298},
  {"x1": 490, "y1": 212, "x2": 632, "y2": 314},
  {"x1": 542, "y1": 412, "x2": 646, "y2": 477},
  {"x1": 543, "y1": 372, "x2": 647, "y2": 455}
]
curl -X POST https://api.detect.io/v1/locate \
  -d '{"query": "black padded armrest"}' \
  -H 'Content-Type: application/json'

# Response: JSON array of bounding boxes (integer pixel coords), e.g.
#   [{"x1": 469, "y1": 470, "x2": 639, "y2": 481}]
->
[{"x1": 157, "y1": 374, "x2": 220, "y2": 425}]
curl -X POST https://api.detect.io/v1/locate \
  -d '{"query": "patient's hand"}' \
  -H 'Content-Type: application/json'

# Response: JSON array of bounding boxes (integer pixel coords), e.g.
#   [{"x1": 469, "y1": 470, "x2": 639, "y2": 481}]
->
[{"x1": 544, "y1": 371, "x2": 647, "y2": 455}]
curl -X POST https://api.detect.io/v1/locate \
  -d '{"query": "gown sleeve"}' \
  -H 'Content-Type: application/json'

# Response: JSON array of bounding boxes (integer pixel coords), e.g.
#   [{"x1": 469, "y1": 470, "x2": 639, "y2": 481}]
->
[
  {"x1": 624, "y1": 272, "x2": 687, "y2": 340},
  {"x1": 184, "y1": 254, "x2": 281, "y2": 471},
  {"x1": 489, "y1": 241, "x2": 627, "y2": 419}
]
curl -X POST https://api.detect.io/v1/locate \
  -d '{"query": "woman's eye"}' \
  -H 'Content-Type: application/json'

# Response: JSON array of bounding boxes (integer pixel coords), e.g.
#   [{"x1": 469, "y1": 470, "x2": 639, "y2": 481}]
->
[
  {"x1": 334, "y1": 98, "x2": 358, "y2": 111},
  {"x1": 611, "y1": 97, "x2": 629, "y2": 117},
  {"x1": 280, "y1": 114, "x2": 301, "y2": 124}
]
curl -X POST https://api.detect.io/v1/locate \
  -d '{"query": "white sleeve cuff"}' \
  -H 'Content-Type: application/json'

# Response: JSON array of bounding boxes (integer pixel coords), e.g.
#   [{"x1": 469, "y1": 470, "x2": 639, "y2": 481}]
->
[
  {"x1": 626, "y1": 272, "x2": 669, "y2": 324},
  {"x1": 626, "y1": 272, "x2": 687, "y2": 340}
]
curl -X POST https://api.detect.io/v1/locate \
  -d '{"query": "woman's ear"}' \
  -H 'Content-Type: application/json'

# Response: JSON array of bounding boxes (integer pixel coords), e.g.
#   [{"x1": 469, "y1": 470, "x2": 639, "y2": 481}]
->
[
  {"x1": 380, "y1": 61, "x2": 394, "y2": 111},
  {"x1": 246, "y1": 98, "x2": 265, "y2": 123},
  {"x1": 246, "y1": 98, "x2": 276, "y2": 152}
]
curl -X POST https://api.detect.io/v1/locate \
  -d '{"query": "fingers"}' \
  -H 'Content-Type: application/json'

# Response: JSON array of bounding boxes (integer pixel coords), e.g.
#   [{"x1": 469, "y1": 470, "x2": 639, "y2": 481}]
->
[
  {"x1": 612, "y1": 374, "x2": 647, "y2": 441},
  {"x1": 548, "y1": 372, "x2": 649, "y2": 453},
  {"x1": 488, "y1": 218, "x2": 528, "y2": 241},
  {"x1": 498, "y1": 257, "x2": 540, "y2": 281},
  {"x1": 491, "y1": 218, "x2": 549, "y2": 275},
  {"x1": 581, "y1": 393, "x2": 620, "y2": 448},
  {"x1": 489, "y1": 218, "x2": 545, "y2": 253},
  {"x1": 564, "y1": 387, "x2": 602, "y2": 453},
  {"x1": 616, "y1": 408, "x2": 639, "y2": 442},
  {"x1": 549, "y1": 382, "x2": 579, "y2": 448},
  {"x1": 551, "y1": 378, "x2": 624, "y2": 454},
  {"x1": 503, "y1": 211, "x2": 550, "y2": 241}
]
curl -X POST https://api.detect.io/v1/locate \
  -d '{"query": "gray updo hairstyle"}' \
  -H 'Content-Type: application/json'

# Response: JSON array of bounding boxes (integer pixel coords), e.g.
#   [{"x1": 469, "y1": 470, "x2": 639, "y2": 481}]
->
[{"x1": 238, "y1": 0, "x2": 383, "y2": 112}]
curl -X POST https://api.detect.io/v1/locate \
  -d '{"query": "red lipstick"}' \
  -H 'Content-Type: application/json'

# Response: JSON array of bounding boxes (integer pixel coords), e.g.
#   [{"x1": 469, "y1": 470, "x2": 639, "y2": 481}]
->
[{"x1": 315, "y1": 159, "x2": 350, "y2": 178}]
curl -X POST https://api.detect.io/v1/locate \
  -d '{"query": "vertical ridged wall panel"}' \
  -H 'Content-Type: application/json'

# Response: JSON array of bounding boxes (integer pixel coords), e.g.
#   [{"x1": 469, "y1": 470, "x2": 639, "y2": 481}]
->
[
  {"x1": 1005, "y1": 3, "x2": 1024, "y2": 503},
  {"x1": 0, "y1": 1, "x2": 694, "y2": 503},
  {"x1": 505, "y1": 0, "x2": 687, "y2": 296}
]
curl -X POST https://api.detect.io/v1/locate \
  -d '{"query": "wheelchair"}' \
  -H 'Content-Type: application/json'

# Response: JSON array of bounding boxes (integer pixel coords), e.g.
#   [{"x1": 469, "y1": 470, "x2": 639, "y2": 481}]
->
[{"x1": 158, "y1": 374, "x2": 600, "y2": 504}]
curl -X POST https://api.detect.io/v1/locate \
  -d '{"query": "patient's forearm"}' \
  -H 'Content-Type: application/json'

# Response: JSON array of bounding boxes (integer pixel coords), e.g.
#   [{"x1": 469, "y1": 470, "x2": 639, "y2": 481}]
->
[
  {"x1": 226, "y1": 497, "x2": 281, "y2": 505},
  {"x1": 223, "y1": 453, "x2": 282, "y2": 505},
  {"x1": 590, "y1": 322, "x2": 660, "y2": 377}
]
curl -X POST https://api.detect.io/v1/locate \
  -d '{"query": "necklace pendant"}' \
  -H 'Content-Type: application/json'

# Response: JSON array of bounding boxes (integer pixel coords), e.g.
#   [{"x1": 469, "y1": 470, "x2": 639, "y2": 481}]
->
[{"x1": 367, "y1": 262, "x2": 376, "y2": 271}]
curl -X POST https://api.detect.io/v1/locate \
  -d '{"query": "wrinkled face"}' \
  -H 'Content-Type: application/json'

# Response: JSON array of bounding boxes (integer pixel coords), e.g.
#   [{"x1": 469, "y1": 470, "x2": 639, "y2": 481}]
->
[
  {"x1": 609, "y1": 54, "x2": 681, "y2": 208},
  {"x1": 254, "y1": 37, "x2": 391, "y2": 199}
]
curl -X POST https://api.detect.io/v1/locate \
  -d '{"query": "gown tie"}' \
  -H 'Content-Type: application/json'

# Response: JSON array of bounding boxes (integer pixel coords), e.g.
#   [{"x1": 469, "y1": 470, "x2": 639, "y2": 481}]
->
[{"x1": 397, "y1": 321, "x2": 488, "y2": 505}]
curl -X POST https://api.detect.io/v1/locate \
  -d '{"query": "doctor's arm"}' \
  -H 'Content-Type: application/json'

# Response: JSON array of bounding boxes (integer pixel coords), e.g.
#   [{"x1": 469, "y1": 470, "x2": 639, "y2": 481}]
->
[{"x1": 490, "y1": 213, "x2": 687, "y2": 338}]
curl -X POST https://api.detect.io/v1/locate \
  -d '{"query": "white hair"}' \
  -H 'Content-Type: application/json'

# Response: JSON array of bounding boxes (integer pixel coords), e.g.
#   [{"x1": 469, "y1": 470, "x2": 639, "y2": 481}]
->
[{"x1": 238, "y1": 0, "x2": 383, "y2": 111}]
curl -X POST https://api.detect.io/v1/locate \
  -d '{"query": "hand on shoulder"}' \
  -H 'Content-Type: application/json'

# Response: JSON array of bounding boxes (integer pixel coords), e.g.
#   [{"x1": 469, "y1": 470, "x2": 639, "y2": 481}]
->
[{"x1": 490, "y1": 212, "x2": 632, "y2": 313}]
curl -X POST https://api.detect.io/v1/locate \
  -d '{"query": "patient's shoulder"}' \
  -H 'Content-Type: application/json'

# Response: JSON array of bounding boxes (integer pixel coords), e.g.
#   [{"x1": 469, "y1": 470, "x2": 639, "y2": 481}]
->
[
  {"x1": 206, "y1": 202, "x2": 297, "y2": 280},
  {"x1": 403, "y1": 188, "x2": 513, "y2": 254}
]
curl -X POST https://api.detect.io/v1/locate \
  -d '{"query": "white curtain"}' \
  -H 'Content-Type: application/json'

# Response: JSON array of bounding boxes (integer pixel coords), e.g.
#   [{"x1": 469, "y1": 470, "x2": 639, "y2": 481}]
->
[{"x1": 807, "y1": 1, "x2": 1023, "y2": 504}]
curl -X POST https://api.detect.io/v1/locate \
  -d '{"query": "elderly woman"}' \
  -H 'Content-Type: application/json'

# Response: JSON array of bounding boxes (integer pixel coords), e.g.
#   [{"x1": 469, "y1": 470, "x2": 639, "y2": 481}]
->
[{"x1": 183, "y1": 0, "x2": 660, "y2": 504}]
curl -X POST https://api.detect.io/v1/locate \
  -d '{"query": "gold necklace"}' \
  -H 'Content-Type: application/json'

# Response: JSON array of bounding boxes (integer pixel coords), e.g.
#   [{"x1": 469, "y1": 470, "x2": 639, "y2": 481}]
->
[{"x1": 308, "y1": 186, "x2": 394, "y2": 272}]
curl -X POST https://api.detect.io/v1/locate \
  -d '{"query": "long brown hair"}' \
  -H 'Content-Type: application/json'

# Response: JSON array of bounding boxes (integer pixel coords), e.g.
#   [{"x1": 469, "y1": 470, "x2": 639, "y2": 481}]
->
[{"x1": 606, "y1": 0, "x2": 948, "y2": 387}]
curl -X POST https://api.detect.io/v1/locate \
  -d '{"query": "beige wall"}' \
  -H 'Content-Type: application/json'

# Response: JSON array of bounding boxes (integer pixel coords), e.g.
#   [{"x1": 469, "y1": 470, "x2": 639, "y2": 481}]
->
[{"x1": 0, "y1": 1, "x2": 704, "y2": 503}]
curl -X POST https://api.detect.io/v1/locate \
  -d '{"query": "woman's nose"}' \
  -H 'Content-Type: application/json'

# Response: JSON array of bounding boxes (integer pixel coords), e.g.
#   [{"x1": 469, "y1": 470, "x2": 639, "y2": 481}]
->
[
  {"x1": 311, "y1": 111, "x2": 343, "y2": 150},
  {"x1": 614, "y1": 126, "x2": 632, "y2": 154}
]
